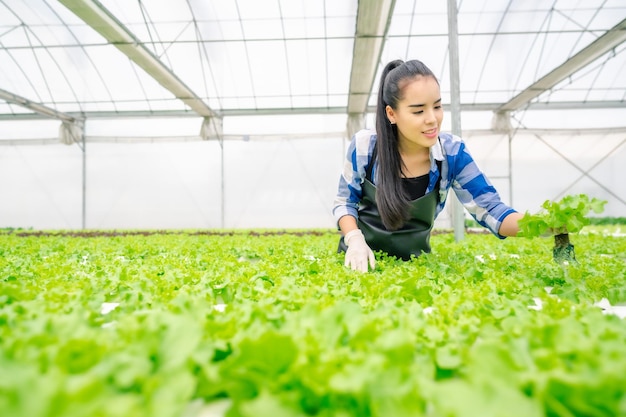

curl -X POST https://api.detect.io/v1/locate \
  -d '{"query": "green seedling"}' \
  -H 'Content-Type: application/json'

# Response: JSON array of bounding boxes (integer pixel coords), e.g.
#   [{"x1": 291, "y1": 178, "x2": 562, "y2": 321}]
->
[{"x1": 518, "y1": 194, "x2": 607, "y2": 263}]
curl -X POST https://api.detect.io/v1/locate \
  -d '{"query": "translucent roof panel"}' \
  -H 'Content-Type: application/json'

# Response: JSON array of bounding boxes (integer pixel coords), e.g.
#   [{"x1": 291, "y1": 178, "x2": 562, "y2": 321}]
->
[
  {"x1": 0, "y1": 0, "x2": 357, "y2": 116},
  {"x1": 0, "y1": 0, "x2": 624, "y2": 127},
  {"x1": 378, "y1": 0, "x2": 626, "y2": 109}
]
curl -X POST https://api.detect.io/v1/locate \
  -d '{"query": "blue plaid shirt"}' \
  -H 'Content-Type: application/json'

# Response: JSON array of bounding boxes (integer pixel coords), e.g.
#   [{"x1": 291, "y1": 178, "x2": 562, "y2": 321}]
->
[{"x1": 332, "y1": 129, "x2": 517, "y2": 238}]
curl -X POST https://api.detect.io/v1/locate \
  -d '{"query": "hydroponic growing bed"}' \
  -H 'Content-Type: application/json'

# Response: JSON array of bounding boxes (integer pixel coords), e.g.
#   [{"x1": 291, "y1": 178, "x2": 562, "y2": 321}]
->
[{"x1": 1, "y1": 228, "x2": 625, "y2": 417}]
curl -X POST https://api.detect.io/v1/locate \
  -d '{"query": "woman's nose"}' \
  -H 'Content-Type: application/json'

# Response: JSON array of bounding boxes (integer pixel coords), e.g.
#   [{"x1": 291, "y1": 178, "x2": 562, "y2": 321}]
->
[{"x1": 425, "y1": 110, "x2": 436, "y2": 124}]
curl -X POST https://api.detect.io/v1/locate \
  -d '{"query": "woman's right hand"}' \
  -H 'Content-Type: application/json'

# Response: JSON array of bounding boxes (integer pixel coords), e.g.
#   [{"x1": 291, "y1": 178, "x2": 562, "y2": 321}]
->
[{"x1": 344, "y1": 229, "x2": 376, "y2": 272}]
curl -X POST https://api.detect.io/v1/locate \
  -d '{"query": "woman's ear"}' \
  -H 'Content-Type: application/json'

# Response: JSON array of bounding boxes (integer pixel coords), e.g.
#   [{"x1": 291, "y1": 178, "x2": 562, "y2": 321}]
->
[{"x1": 385, "y1": 105, "x2": 396, "y2": 124}]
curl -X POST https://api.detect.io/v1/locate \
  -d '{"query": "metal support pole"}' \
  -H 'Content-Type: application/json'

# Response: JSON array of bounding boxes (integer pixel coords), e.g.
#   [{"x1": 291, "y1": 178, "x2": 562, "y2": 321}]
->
[
  {"x1": 508, "y1": 132, "x2": 513, "y2": 207},
  {"x1": 220, "y1": 137, "x2": 225, "y2": 228},
  {"x1": 201, "y1": 116, "x2": 225, "y2": 228},
  {"x1": 447, "y1": 0, "x2": 465, "y2": 241},
  {"x1": 65, "y1": 120, "x2": 87, "y2": 229},
  {"x1": 82, "y1": 129, "x2": 86, "y2": 229}
]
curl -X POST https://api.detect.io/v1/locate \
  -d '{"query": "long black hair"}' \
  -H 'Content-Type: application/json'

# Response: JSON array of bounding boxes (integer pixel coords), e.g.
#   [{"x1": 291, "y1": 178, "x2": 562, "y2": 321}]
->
[{"x1": 374, "y1": 59, "x2": 438, "y2": 230}]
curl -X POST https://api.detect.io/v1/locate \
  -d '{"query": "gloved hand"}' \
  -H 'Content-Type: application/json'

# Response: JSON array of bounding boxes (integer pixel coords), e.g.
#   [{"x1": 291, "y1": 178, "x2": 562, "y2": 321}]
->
[{"x1": 344, "y1": 229, "x2": 376, "y2": 272}]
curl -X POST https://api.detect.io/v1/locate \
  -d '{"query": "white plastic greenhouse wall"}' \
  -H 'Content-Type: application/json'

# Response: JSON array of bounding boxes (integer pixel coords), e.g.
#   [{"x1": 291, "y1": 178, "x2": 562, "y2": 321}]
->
[{"x1": 1, "y1": 111, "x2": 624, "y2": 230}]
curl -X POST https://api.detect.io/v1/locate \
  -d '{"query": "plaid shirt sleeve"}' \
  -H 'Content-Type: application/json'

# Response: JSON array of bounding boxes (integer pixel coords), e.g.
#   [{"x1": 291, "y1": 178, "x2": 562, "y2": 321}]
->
[
  {"x1": 437, "y1": 132, "x2": 517, "y2": 238},
  {"x1": 332, "y1": 129, "x2": 376, "y2": 223}
]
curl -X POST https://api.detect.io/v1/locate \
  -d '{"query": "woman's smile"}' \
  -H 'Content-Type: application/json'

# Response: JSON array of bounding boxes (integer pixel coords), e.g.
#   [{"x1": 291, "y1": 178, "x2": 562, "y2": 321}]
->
[{"x1": 422, "y1": 127, "x2": 438, "y2": 139}]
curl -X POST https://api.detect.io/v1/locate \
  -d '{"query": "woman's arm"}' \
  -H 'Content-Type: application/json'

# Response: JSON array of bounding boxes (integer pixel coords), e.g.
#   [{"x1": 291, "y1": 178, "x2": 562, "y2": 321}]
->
[
  {"x1": 332, "y1": 130, "x2": 376, "y2": 224},
  {"x1": 338, "y1": 214, "x2": 358, "y2": 235},
  {"x1": 442, "y1": 135, "x2": 519, "y2": 238},
  {"x1": 498, "y1": 211, "x2": 523, "y2": 237}
]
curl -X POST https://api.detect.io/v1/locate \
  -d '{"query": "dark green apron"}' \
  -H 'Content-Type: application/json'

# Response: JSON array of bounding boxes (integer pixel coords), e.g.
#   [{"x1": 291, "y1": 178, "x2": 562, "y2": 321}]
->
[{"x1": 338, "y1": 149, "x2": 441, "y2": 261}]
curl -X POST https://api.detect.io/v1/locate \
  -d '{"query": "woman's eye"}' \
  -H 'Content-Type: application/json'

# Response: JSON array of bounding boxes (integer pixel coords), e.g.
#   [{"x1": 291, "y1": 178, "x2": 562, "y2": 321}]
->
[{"x1": 413, "y1": 111, "x2": 424, "y2": 115}]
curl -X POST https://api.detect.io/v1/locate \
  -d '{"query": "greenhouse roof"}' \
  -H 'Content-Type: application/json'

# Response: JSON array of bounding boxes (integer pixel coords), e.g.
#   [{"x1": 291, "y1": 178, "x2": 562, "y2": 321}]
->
[{"x1": 0, "y1": 0, "x2": 625, "y2": 133}]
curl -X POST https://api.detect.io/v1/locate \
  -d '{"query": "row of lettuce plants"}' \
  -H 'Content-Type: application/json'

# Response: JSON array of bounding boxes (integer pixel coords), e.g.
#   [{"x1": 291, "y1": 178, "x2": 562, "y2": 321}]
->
[{"x1": 0, "y1": 228, "x2": 625, "y2": 417}]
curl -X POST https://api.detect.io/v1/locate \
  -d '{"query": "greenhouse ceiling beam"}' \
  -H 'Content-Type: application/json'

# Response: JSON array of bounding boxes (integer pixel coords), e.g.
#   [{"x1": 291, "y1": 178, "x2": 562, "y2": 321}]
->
[
  {"x1": 497, "y1": 17, "x2": 626, "y2": 113},
  {"x1": 347, "y1": 0, "x2": 396, "y2": 118},
  {"x1": 0, "y1": 88, "x2": 79, "y2": 123},
  {"x1": 2, "y1": 100, "x2": 626, "y2": 121},
  {"x1": 4, "y1": 127, "x2": 625, "y2": 146},
  {"x1": 58, "y1": 0, "x2": 217, "y2": 119}
]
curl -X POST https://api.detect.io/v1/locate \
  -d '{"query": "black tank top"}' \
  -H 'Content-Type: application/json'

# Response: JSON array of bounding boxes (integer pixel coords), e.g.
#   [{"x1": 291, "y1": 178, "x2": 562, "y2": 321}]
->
[{"x1": 402, "y1": 174, "x2": 429, "y2": 200}]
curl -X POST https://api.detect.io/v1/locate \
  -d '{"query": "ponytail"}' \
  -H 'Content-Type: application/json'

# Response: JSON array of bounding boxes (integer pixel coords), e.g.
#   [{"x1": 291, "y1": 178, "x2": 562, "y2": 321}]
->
[{"x1": 374, "y1": 59, "x2": 438, "y2": 230}]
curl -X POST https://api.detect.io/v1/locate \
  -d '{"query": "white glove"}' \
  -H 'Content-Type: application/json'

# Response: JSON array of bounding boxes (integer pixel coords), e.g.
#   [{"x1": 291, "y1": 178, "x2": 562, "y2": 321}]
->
[{"x1": 344, "y1": 229, "x2": 376, "y2": 272}]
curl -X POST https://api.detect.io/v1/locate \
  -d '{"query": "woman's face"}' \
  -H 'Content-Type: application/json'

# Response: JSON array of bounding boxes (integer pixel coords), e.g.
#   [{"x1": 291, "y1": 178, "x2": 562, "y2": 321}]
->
[{"x1": 386, "y1": 75, "x2": 443, "y2": 151}]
